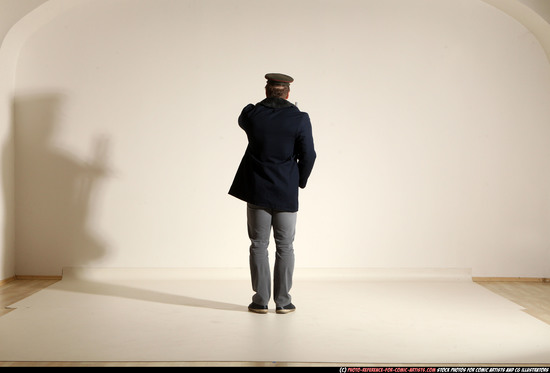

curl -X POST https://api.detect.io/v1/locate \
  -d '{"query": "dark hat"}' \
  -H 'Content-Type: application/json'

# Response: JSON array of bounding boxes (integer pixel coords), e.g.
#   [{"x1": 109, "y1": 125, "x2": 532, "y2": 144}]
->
[{"x1": 265, "y1": 73, "x2": 294, "y2": 85}]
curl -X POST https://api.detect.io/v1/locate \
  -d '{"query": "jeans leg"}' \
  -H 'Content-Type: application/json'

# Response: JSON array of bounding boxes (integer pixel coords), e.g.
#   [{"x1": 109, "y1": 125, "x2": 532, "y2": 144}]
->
[
  {"x1": 273, "y1": 210, "x2": 297, "y2": 307},
  {"x1": 247, "y1": 203, "x2": 272, "y2": 306}
]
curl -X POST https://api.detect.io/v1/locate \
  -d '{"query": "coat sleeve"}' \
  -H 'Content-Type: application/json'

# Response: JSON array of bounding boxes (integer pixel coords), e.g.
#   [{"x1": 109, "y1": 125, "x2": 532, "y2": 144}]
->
[
  {"x1": 295, "y1": 113, "x2": 316, "y2": 189},
  {"x1": 238, "y1": 104, "x2": 255, "y2": 130}
]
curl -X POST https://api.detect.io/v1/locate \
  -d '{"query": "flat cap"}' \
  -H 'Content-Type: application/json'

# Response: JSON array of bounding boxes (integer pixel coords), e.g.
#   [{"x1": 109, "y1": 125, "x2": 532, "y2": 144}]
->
[{"x1": 265, "y1": 73, "x2": 294, "y2": 85}]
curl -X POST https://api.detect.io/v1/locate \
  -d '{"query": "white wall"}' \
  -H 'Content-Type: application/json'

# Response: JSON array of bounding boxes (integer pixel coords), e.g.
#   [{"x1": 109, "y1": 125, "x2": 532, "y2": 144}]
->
[{"x1": 10, "y1": 0, "x2": 550, "y2": 277}]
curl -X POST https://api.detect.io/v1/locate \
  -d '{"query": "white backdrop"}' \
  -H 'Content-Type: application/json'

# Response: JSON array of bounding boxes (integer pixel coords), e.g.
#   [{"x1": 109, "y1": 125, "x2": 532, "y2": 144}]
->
[{"x1": 11, "y1": 0, "x2": 550, "y2": 277}]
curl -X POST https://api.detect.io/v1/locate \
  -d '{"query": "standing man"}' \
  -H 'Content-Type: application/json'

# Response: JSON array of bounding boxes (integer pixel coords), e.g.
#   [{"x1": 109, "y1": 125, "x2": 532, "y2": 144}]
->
[{"x1": 229, "y1": 73, "x2": 316, "y2": 314}]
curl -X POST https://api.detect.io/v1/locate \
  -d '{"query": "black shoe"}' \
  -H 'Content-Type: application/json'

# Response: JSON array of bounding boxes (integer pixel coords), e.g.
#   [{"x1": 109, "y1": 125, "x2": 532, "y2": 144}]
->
[
  {"x1": 248, "y1": 302, "x2": 268, "y2": 314},
  {"x1": 276, "y1": 303, "x2": 296, "y2": 314}
]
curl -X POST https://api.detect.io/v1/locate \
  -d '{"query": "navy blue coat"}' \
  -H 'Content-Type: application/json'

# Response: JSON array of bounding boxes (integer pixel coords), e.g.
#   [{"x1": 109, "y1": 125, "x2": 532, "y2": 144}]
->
[{"x1": 229, "y1": 98, "x2": 316, "y2": 212}]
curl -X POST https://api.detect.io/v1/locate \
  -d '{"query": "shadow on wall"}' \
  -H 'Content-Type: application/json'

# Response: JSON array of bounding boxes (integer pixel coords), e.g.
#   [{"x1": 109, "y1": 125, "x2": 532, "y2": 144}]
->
[{"x1": 13, "y1": 94, "x2": 110, "y2": 275}]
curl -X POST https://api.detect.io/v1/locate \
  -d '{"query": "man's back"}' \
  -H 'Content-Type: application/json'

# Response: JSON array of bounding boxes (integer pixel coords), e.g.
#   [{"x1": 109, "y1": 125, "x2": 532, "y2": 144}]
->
[
  {"x1": 240, "y1": 98, "x2": 309, "y2": 163},
  {"x1": 229, "y1": 97, "x2": 315, "y2": 212}
]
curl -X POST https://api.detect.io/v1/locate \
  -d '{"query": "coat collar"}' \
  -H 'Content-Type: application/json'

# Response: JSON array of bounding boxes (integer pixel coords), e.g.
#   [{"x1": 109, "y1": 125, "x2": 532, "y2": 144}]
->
[{"x1": 258, "y1": 97, "x2": 295, "y2": 109}]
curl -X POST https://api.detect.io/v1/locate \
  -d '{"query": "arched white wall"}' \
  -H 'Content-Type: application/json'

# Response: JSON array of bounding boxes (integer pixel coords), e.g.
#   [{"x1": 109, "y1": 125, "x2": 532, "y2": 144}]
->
[
  {"x1": 0, "y1": 0, "x2": 58, "y2": 280},
  {"x1": 0, "y1": 1, "x2": 48, "y2": 43},
  {"x1": 483, "y1": 0, "x2": 550, "y2": 62},
  {"x1": 519, "y1": 0, "x2": 550, "y2": 24},
  {"x1": 10, "y1": 0, "x2": 550, "y2": 277}
]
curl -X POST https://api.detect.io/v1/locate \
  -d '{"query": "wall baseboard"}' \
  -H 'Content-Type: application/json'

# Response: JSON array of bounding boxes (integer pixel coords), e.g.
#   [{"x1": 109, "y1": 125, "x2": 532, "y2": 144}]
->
[
  {"x1": 1, "y1": 275, "x2": 62, "y2": 284},
  {"x1": 0, "y1": 276, "x2": 16, "y2": 286},
  {"x1": 14, "y1": 275, "x2": 63, "y2": 281},
  {"x1": 473, "y1": 277, "x2": 550, "y2": 283},
  {"x1": 2, "y1": 274, "x2": 549, "y2": 284}
]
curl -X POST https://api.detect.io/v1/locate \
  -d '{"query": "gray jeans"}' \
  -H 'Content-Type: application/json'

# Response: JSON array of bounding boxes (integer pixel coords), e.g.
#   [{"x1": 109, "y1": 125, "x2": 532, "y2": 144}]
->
[{"x1": 247, "y1": 203, "x2": 297, "y2": 307}]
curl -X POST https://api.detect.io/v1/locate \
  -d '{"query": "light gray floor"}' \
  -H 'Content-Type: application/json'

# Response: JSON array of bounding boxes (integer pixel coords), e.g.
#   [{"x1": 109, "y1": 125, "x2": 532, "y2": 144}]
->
[{"x1": 1, "y1": 268, "x2": 550, "y2": 364}]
